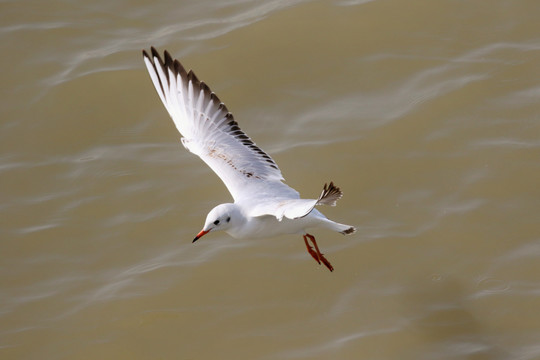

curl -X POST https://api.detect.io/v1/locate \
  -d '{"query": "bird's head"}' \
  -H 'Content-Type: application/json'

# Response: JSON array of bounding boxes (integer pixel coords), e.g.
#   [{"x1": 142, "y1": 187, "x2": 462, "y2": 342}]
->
[{"x1": 193, "y1": 203, "x2": 236, "y2": 242}]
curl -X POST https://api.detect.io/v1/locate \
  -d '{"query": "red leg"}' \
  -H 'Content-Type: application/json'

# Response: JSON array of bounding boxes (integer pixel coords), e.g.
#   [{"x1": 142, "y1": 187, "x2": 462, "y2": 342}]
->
[
  {"x1": 304, "y1": 233, "x2": 334, "y2": 272},
  {"x1": 303, "y1": 235, "x2": 320, "y2": 264}
]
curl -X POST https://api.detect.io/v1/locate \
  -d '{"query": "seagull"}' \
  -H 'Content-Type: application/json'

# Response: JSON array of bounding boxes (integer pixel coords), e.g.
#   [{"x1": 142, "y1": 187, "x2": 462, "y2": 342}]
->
[{"x1": 142, "y1": 47, "x2": 355, "y2": 271}]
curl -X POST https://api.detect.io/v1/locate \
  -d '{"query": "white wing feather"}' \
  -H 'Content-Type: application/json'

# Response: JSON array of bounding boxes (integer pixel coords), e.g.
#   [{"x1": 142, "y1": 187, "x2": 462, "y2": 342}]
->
[
  {"x1": 248, "y1": 199, "x2": 317, "y2": 221},
  {"x1": 142, "y1": 48, "x2": 299, "y2": 206},
  {"x1": 248, "y1": 182, "x2": 343, "y2": 220}
]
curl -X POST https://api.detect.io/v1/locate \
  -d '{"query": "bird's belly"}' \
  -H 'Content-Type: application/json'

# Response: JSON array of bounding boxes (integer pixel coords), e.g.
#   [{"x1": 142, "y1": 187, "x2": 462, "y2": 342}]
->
[{"x1": 226, "y1": 215, "x2": 317, "y2": 239}]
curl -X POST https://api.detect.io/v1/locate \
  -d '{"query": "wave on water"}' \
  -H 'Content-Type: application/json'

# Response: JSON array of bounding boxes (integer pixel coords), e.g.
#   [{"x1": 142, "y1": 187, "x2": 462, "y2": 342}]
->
[{"x1": 3, "y1": 0, "x2": 308, "y2": 89}]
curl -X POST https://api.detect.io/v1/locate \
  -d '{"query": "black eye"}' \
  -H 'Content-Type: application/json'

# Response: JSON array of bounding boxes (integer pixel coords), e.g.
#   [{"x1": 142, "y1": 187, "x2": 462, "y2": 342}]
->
[
  {"x1": 213, "y1": 220, "x2": 220, "y2": 225},
  {"x1": 226, "y1": 217, "x2": 231, "y2": 223}
]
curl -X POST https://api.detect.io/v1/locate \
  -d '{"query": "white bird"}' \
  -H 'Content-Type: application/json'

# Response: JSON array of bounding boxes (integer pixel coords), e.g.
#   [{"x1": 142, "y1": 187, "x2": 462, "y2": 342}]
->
[{"x1": 142, "y1": 47, "x2": 355, "y2": 271}]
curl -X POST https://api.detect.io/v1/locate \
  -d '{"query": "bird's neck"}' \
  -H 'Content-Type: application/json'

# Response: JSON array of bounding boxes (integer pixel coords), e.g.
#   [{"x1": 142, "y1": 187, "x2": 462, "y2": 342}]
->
[{"x1": 224, "y1": 203, "x2": 248, "y2": 239}]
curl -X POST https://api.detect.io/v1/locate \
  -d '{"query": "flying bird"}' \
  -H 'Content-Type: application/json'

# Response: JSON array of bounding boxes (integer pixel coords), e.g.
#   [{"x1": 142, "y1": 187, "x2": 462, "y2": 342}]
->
[{"x1": 142, "y1": 47, "x2": 355, "y2": 271}]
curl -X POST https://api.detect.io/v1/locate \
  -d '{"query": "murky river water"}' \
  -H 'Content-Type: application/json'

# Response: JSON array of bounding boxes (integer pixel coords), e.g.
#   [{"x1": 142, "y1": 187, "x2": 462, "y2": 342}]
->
[{"x1": 1, "y1": 0, "x2": 540, "y2": 359}]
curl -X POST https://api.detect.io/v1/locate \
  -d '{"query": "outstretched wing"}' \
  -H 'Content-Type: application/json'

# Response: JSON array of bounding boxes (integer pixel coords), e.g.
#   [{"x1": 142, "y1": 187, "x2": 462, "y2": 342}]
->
[{"x1": 142, "y1": 47, "x2": 299, "y2": 203}]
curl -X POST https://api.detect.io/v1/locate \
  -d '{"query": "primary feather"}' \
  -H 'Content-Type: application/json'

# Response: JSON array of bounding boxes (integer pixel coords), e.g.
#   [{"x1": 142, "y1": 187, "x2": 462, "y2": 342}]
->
[{"x1": 143, "y1": 47, "x2": 299, "y2": 203}]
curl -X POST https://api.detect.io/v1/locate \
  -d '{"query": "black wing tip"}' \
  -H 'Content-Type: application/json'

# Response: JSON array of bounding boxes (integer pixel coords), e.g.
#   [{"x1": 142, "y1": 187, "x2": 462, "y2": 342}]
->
[
  {"x1": 143, "y1": 48, "x2": 226, "y2": 110},
  {"x1": 143, "y1": 47, "x2": 191, "y2": 83},
  {"x1": 143, "y1": 48, "x2": 216, "y2": 99},
  {"x1": 150, "y1": 46, "x2": 160, "y2": 59},
  {"x1": 187, "y1": 69, "x2": 202, "y2": 87},
  {"x1": 141, "y1": 47, "x2": 171, "y2": 66},
  {"x1": 142, "y1": 46, "x2": 158, "y2": 57},
  {"x1": 317, "y1": 182, "x2": 344, "y2": 206},
  {"x1": 164, "y1": 50, "x2": 174, "y2": 66}
]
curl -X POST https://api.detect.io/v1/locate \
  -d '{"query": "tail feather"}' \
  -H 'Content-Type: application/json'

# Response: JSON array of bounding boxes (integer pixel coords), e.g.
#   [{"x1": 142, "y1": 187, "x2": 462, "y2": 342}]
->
[
  {"x1": 315, "y1": 182, "x2": 355, "y2": 234},
  {"x1": 340, "y1": 226, "x2": 356, "y2": 235},
  {"x1": 321, "y1": 219, "x2": 356, "y2": 235}
]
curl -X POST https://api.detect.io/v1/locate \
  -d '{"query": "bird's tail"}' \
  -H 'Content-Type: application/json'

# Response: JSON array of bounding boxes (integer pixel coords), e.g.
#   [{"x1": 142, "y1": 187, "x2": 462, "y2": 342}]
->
[
  {"x1": 321, "y1": 219, "x2": 356, "y2": 235},
  {"x1": 315, "y1": 182, "x2": 355, "y2": 234},
  {"x1": 336, "y1": 222, "x2": 356, "y2": 235}
]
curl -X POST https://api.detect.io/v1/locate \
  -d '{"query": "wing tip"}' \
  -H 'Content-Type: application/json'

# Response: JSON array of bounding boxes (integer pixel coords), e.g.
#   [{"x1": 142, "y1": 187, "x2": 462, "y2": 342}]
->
[
  {"x1": 150, "y1": 46, "x2": 160, "y2": 60},
  {"x1": 317, "y1": 182, "x2": 343, "y2": 206},
  {"x1": 145, "y1": 47, "x2": 210, "y2": 91}
]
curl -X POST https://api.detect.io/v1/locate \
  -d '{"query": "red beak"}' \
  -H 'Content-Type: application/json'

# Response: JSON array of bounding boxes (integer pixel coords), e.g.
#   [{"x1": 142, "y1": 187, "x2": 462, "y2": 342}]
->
[{"x1": 193, "y1": 229, "x2": 209, "y2": 243}]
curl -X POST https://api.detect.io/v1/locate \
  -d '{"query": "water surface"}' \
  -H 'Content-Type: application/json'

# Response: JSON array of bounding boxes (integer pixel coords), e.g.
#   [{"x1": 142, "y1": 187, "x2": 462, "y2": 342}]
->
[{"x1": 1, "y1": 0, "x2": 540, "y2": 359}]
